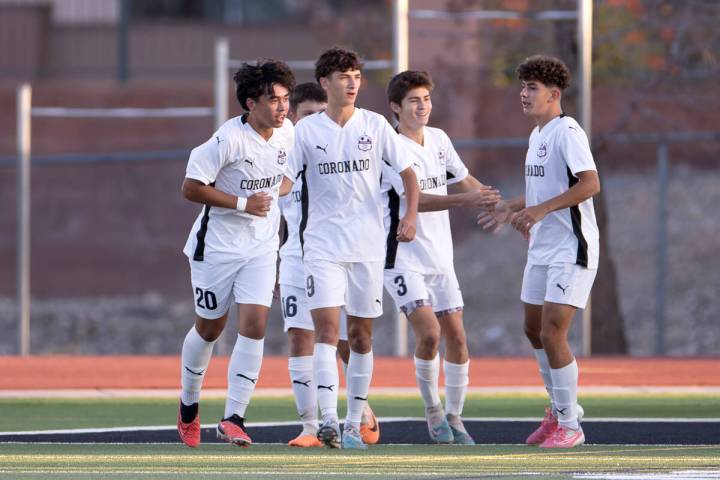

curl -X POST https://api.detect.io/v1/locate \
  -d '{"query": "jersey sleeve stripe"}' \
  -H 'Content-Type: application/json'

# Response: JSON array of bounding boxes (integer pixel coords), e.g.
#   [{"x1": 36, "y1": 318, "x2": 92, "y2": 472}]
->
[
  {"x1": 384, "y1": 187, "x2": 401, "y2": 269},
  {"x1": 192, "y1": 204, "x2": 212, "y2": 261},
  {"x1": 567, "y1": 167, "x2": 589, "y2": 267},
  {"x1": 298, "y1": 166, "x2": 309, "y2": 255}
]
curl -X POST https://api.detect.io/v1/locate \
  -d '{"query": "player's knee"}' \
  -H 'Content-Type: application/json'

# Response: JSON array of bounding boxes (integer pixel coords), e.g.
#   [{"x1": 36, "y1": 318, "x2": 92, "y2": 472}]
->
[
  {"x1": 314, "y1": 325, "x2": 339, "y2": 346},
  {"x1": 347, "y1": 327, "x2": 372, "y2": 353},
  {"x1": 524, "y1": 323, "x2": 542, "y2": 344},
  {"x1": 539, "y1": 326, "x2": 562, "y2": 348},
  {"x1": 288, "y1": 329, "x2": 314, "y2": 356},
  {"x1": 444, "y1": 330, "x2": 466, "y2": 353},
  {"x1": 417, "y1": 329, "x2": 440, "y2": 355},
  {"x1": 195, "y1": 318, "x2": 224, "y2": 342}
]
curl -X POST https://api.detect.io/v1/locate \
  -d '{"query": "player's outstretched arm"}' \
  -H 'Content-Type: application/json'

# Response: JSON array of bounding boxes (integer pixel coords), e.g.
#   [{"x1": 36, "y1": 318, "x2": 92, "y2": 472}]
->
[
  {"x1": 181, "y1": 178, "x2": 272, "y2": 216},
  {"x1": 477, "y1": 196, "x2": 525, "y2": 233},
  {"x1": 397, "y1": 166, "x2": 419, "y2": 242},
  {"x1": 418, "y1": 184, "x2": 500, "y2": 212},
  {"x1": 511, "y1": 170, "x2": 600, "y2": 237}
]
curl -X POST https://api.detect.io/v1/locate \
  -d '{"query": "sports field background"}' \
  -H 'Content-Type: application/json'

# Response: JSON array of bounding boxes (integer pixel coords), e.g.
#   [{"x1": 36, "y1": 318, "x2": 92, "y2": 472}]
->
[
  {"x1": 2, "y1": 356, "x2": 719, "y2": 478},
  {"x1": 1, "y1": 1, "x2": 719, "y2": 478}
]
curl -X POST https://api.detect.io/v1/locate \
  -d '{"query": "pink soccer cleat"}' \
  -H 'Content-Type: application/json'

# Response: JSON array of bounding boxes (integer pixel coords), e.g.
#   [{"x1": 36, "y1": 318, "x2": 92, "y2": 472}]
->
[
  {"x1": 539, "y1": 425, "x2": 585, "y2": 448},
  {"x1": 526, "y1": 406, "x2": 558, "y2": 445}
]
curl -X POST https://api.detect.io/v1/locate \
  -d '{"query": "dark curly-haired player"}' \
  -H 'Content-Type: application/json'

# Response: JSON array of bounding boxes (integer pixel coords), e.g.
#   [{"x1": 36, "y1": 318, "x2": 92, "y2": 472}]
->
[
  {"x1": 177, "y1": 59, "x2": 296, "y2": 448},
  {"x1": 479, "y1": 55, "x2": 600, "y2": 448}
]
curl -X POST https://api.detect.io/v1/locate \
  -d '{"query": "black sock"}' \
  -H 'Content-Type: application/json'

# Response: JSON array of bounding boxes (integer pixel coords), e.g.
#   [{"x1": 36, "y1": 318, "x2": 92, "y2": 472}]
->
[
  {"x1": 223, "y1": 414, "x2": 245, "y2": 427},
  {"x1": 180, "y1": 402, "x2": 199, "y2": 423}
]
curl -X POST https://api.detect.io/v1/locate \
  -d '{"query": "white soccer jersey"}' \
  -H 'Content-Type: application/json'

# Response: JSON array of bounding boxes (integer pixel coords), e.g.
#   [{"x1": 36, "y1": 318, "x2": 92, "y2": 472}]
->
[
  {"x1": 183, "y1": 115, "x2": 294, "y2": 263},
  {"x1": 286, "y1": 108, "x2": 413, "y2": 262},
  {"x1": 278, "y1": 177, "x2": 304, "y2": 288},
  {"x1": 525, "y1": 114, "x2": 599, "y2": 269},
  {"x1": 381, "y1": 126, "x2": 468, "y2": 274}
]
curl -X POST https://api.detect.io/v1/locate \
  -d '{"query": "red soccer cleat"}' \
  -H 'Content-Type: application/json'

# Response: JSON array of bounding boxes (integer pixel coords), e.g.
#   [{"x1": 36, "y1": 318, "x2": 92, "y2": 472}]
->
[
  {"x1": 217, "y1": 414, "x2": 252, "y2": 447},
  {"x1": 177, "y1": 403, "x2": 201, "y2": 448}
]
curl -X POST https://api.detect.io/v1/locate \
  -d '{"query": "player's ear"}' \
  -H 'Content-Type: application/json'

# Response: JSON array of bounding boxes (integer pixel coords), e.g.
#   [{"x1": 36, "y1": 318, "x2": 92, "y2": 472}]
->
[
  {"x1": 246, "y1": 97, "x2": 257, "y2": 111},
  {"x1": 319, "y1": 77, "x2": 330, "y2": 91},
  {"x1": 390, "y1": 101, "x2": 401, "y2": 115},
  {"x1": 550, "y1": 87, "x2": 561, "y2": 103}
]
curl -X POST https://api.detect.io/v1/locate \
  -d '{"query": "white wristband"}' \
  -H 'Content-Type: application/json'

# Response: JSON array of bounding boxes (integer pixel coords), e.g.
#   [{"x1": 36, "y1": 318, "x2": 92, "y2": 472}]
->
[{"x1": 236, "y1": 196, "x2": 247, "y2": 212}]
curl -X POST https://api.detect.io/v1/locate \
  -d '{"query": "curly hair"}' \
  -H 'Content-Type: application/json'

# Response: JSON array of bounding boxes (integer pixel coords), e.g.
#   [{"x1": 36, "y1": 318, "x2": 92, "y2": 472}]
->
[
  {"x1": 233, "y1": 59, "x2": 296, "y2": 111},
  {"x1": 516, "y1": 55, "x2": 571, "y2": 90},
  {"x1": 314, "y1": 47, "x2": 364, "y2": 82},
  {"x1": 290, "y1": 82, "x2": 327, "y2": 113}
]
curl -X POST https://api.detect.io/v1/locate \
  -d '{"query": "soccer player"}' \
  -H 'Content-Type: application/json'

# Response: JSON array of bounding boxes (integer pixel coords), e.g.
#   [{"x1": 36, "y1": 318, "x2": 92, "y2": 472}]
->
[
  {"x1": 479, "y1": 55, "x2": 600, "y2": 448},
  {"x1": 176, "y1": 59, "x2": 296, "y2": 448},
  {"x1": 280, "y1": 82, "x2": 326, "y2": 448},
  {"x1": 382, "y1": 70, "x2": 500, "y2": 444},
  {"x1": 280, "y1": 82, "x2": 380, "y2": 447},
  {"x1": 285, "y1": 47, "x2": 420, "y2": 449}
]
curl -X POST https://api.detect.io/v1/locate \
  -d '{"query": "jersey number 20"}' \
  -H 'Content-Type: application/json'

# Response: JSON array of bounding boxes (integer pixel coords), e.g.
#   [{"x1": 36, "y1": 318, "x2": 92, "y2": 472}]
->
[{"x1": 195, "y1": 287, "x2": 218, "y2": 310}]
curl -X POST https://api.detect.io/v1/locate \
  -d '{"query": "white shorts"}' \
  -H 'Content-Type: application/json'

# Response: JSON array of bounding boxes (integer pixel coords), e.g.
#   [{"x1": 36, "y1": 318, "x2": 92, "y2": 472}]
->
[
  {"x1": 189, "y1": 251, "x2": 277, "y2": 319},
  {"x1": 304, "y1": 260, "x2": 384, "y2": 318},
  {"x1": 280, "y1": 284, "x2": 349, "y2": 340},
  {"x1": 384, "y1": 268, "x2": 464, "y2": 314},
  {"x1": 521, "y1": 262, "x2": 597, "y2": 309}
]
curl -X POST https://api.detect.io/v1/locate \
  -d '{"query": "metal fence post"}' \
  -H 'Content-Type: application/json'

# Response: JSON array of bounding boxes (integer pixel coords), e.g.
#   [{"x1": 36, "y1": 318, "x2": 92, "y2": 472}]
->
[
  {"x1": 393, "y1": 0, "x2": 409, "y2": 357},
  {"x1": 214, "y1": 37, "x2": 229, "y2": 131},
  {"x1": 655, "y1": 143, "x2": 669, "y2": 355},
  {"x1": 17, "y1": 84, "x2": 32, "y2": 356},
  {"x1": 117, "y1": 0, "x2": 130, "y2": 83}
]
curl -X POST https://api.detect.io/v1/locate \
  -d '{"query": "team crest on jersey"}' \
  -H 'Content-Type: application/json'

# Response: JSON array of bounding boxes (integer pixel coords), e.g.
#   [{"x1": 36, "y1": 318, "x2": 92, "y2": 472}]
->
[
  {"x1": 537, "y1": 142, "x2": 548, "y2": 158},
  {"x1": 277, "y1": 148, "x2": 287, "y2": 165},
  {"x1": 358, "y1": 135, "x2": 373, "y2": 152},
  {"x1": 437, "y1": 149, "x2": 446, "y2": 164}
]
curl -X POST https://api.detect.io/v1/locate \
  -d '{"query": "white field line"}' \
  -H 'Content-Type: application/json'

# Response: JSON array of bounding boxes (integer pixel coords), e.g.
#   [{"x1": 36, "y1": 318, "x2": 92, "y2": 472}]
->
[
  {"x1": 2, "y1": 417, "x2": 719, "y2": 437},
  {"x1": 2, "y1": 386, "x2": 719, "y2": 398},
  {"x1": 576, "y1": 471, "x2": 720, "y2": 479}
]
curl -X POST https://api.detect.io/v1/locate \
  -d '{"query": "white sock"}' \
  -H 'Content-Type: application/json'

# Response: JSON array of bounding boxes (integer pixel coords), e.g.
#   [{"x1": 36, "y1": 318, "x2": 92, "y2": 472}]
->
[
  {"x1": 314, "y1": 343, "x2": 339, "y2": 423},
  {"x1": 414, "y1": 354, "x2": 441, "y2": 408},
  {"x1": 444, "y1": 359, "x2": 469, "y2": 416},
  {"x1": 533, "y1": 348, "x2": 556, "y2": 414},
  {"x1": 224, "y1": 335, "x2": 264, "y2": 419},
  {"x1": 550, "y1": 359, "x2": 580, "y2": 429},
  {"x1": 180, "y1": 326, "x2": 216, "y2": 405},
  {"x1": 345, "y1": 350, "x2": 373, "y2": 430},
  {"x1": 289, "y1": 355, "x2": 318, "y2": 435}
]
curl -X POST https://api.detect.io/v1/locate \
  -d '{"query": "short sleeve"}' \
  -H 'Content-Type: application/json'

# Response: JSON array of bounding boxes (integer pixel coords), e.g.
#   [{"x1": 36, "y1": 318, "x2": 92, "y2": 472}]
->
[
  {"x1": 285, "y1": 125, "x2": 306, "y2": 182},
  {"x1": 381, "y1": 119, "x2": 413, "y2": 173},
  {"x1": 441, "y1": 131, "x2": 469, "y2": 185},
  {"x1": 185, "y1": 133, "x2": 229, "y2": 185},
  {"x1": 560, "y1": 124, "x2": 597, "y2": 176},
  {"x1": 381, "y1": 161, "x2": 405, "y2": 196}
]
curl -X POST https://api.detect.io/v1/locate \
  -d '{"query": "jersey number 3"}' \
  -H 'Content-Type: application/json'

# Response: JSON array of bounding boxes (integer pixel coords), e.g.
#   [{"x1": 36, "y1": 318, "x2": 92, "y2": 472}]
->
[{"x1": 394, "y1": 275, "x2": 407, "y2": 296}]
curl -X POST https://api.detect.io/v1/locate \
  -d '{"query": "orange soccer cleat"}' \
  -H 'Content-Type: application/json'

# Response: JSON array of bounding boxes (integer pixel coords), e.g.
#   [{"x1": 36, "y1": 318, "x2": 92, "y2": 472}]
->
[
  {"x1": 360, "y1": 404, "x2": 380, "y2": 445},
  {"x1": 288, "y1": 433, "x2": 323, "y2": 447}
]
